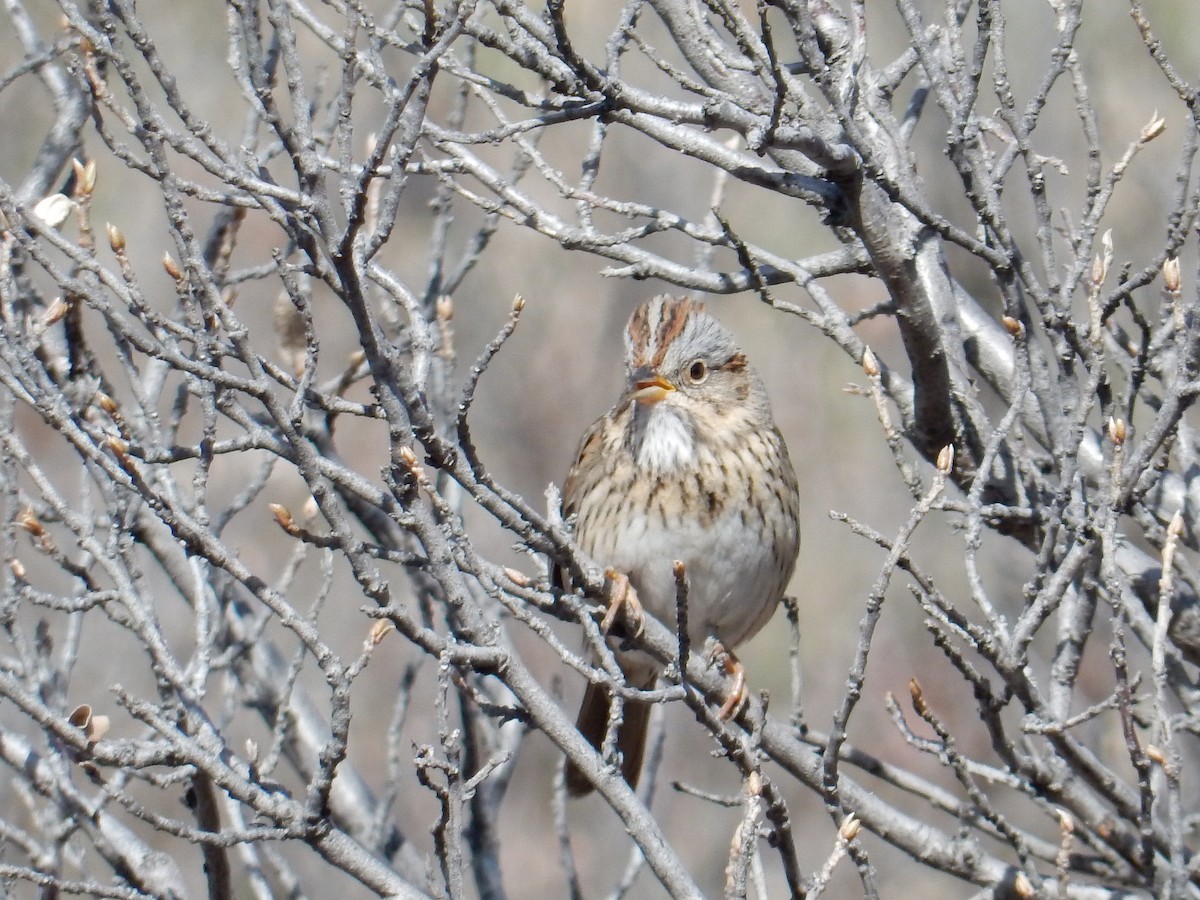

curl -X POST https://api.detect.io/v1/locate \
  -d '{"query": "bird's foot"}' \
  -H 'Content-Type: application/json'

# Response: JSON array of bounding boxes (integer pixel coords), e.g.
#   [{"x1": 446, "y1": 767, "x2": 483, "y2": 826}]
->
[
  {"x1": 600, "y1": 568, "x2": 644, "y2": 638},
  {"x1": 709, "y1": 642, "x2": 747, "y2": 720}
]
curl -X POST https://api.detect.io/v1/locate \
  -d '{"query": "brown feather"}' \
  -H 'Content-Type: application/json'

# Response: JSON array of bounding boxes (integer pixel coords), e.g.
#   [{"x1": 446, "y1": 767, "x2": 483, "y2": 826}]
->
[{"x1": 565, "y1": 679, "x2": 655, "y2": 797}]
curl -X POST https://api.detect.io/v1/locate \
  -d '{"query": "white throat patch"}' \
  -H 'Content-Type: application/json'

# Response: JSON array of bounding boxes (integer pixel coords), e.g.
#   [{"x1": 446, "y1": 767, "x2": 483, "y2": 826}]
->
[{"x1": 634, "y1": 405, "x2": 695, "y2": 470}]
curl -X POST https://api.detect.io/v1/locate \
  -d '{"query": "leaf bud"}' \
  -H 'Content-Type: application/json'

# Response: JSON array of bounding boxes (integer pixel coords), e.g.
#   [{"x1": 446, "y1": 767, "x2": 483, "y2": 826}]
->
[{"x1": 107, "y1": 222, "x2": 126, "y2": 253}]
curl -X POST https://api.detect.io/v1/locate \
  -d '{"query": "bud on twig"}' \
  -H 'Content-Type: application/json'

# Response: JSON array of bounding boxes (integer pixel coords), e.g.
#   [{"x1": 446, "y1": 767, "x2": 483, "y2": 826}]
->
[
  {"x1": 936, "y1": 444, "x2": 954, "y2": 474},
  {"x1": 1163, "y1": 256, "x2": 1181, "y2": 295},
  {"x1": 17, "y1": 508, "x2": 45, "y2": 538},
  {"x1": 861, "y1": 346, "x2": 879, "y2": 377},
  {"x1": 398, "y1": 445, "x2": 431, "y2": 488},
  {"x1": 1108, "y1": 417, "x2": 1126, "y2": 445},
  {"x1": 95, "y1": 391, "x2": 118, "y2": 415},
  {"x1": 503, "y1": 567, "x2": 530, "y2": 587},
  {"x1": 268, "y1": 503, "x2": 294, "y2": 532},
  {"x1": 1001, "y1": 315, "x2": 1023, "y2": 337},
  {"x1": 106, "y1": 436, "x2": 128, "y2": 461},
  {"x1": 68, "y1": 704, "x2": 111, "y2": 743},
  {"x1": 41, "y1": 298, "x2": 69, "y2": 327},
  {"x1": 162, "y1": 253, "x2": 183, "y2": 281},
  {"x1": 742, "y1": 770, "x2": 762, "y2": 796},
  {"x1": 106, "y1": 223, "x2": 125, "y2": 253},
  {"x1": 1140, "y1": 110, "x2": 1166, "y2": 143},
  {"x1": 72, "y1": 158, "x2": 97, "y2": 196},
  {"x1": 33, "y1": 194, "x2": 75, "y2": 231},
  {"x1": 839, "y1": 815, "x2": 861, "y2": 841},
  {"x1": 434, "y1": 294, "x2": 456, "y2": 361},
  {"x1": 909, "y1": 677, "x2": 927, "y2": 715},
  {"x1": 1090, "y1": 230, "x2": 1112, "y2": 287},
  {"x1": 367, "y1": 619, "x2": 394, "y2": 647}
]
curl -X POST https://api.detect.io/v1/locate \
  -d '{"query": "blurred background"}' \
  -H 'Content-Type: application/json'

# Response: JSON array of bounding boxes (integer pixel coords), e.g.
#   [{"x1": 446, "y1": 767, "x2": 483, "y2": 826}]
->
[{"x1": 3, "y1": 1, "x2": 1199, "y2": 896}]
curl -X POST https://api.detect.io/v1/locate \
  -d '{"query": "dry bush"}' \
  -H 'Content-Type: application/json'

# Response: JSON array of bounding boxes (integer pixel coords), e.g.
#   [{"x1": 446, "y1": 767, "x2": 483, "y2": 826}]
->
[{"x1": 2, "y1": 1, "x2": 1200, "y2": 898}]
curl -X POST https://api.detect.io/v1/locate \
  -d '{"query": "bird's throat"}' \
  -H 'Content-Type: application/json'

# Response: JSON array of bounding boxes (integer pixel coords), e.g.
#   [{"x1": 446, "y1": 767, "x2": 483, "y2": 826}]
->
[{"x1": 630, "y1": 403, "x2": 695, "y2": 470}]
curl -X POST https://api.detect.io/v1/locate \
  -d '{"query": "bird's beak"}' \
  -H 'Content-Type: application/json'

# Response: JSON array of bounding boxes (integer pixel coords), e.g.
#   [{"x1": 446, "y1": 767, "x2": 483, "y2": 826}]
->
[{"x1": 630, "y1": 368, "x2": 675, "y2": 405}]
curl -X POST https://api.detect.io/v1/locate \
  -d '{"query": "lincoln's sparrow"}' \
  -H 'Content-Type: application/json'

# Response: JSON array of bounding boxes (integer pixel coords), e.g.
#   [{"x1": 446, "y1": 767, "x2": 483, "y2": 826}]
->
[{"x1": 563, "y1": 295, "x2": 800, "y2": 796}]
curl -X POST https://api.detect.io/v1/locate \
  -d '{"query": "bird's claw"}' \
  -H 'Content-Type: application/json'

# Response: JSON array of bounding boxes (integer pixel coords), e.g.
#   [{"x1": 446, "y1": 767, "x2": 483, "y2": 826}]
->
[
  {"x1": 600, "y1": 568, "x2": 645, "y2": 638},
  {"x1": 710, "y1": 642, "x2": 747, "y2": 720}
]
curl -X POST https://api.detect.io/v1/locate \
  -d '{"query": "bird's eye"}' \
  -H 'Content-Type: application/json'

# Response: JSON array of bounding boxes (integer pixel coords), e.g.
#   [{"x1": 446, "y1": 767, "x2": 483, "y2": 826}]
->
[{"x1": 687, "y1": 360, "x2": 708, "y2": 384}]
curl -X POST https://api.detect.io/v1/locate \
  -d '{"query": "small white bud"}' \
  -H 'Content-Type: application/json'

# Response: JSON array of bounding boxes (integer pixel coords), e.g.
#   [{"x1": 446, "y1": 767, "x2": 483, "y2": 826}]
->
[{"x1": 33, "y1": 194, "x2": 76, "y2": 231}]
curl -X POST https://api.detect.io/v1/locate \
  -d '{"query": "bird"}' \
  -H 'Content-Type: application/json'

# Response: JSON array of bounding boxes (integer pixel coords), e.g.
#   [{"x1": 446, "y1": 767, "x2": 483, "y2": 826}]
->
[{"x1": 561, "y1": 294, "x2": 800, "y2": 797}]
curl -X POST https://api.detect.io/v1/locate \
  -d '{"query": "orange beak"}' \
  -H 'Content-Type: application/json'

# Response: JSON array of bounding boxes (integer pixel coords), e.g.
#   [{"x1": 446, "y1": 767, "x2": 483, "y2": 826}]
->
[{"x1": 631, "y1": 370, "x2": 675, "y2": 405}]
